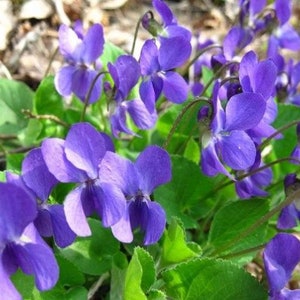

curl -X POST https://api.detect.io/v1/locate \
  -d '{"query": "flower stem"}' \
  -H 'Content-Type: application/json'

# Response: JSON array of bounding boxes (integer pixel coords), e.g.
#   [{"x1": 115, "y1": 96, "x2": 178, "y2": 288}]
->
[
  {"x1": 259, "y1": 119, "x2": 300, "y2": 150},
  {"x1": 130, "y1": 14, "x2": 146, "y2": 55},
  {"x1": 162, "y1": 97, "x2": 209, "y2": 149},
  {"x1": 80, "y1": 71, "x2": 107, "y2": 122}
]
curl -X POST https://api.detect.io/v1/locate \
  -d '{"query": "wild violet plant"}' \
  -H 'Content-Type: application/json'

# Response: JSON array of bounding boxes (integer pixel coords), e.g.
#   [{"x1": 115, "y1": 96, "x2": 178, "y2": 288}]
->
[{"x1": 1, "y1": 0, "x2": 300, "y2": 299}]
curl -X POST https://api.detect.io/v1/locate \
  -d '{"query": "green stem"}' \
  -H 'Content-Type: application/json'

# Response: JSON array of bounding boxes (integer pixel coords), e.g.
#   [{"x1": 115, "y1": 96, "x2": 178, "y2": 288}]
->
[
  {"x1": 181, "y1": 44, "x2": 223, "y2": 75},
  {"x1": 162, "y1": 97, "x2": 209, "y2": 149},
  {"x1": 80, "y1": 71, "x2": 107, "y2": 122},
  {"x1": 130, "y1": 14, "x2": 145, "y2": 55},
  {"x1": 219, "y1": 243, "x2": 266, "y2": 260},
  {"x1": 210, "y1": 187, "x2": 300, "y2": 257},
  {"x1": 259, "y1": 119, "x2": 300, "y2": 150}
]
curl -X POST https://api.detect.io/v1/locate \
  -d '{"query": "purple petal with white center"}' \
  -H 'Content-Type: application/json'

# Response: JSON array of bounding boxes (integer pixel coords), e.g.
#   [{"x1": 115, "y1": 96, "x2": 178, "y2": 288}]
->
[
  {"x1": 153, "y1": 0, "x2": 176, "y2": 25},
  {"x1": 159, "y1": 37, "x2": 191, "y2": 70},
  {"x1": 139, "y1": 39, "x2": 160, "y2": 75},
  {"x1": 277, "y1": 204, "x2": 298, "y2": 229},
  {"x1": 72, "y1": 68, "x2": 102, "y2": 103},
  {"x1": 111, "y1": 203, "x2": 133, "y2": 243},
  {"x1": 13, "y1": 240, "x2": 59, "y2": 291},
  {"x1": 48, "y1": 204, "x2": 76, "y2": 247},
  {"x1": 225, "y1": 92, "x2": 266, "y2": 131},
  {"x1": 253, "y1": 60, "x2": 277, "y2": 99},
  {"x1": 219, "y1": 130, "x2": 256, "y2": 170},
  {"x1": 64, "y1": 186, "x2": 91, "y2": 236},
  {"x1": 275, "y1": 0, "x2": 291, "y2": 25},
  {"x1": 41, "y1": 138, "x2": 88, "y2": 183},
  {"x1": 0, "y1": 260, "x2": 21, "y2": 300},
  {"x1": 162, "y1": 71, "x2": 188, "y2": 104},
  {"x1": 22, "y1": 148, "x2": 58, "y2": 201},
  {"x1": 64, "y1": 123, "x2": 108, "y2": 179},
  {"x1": 0, "y1": 183, "x2": 37, "y2": 243},
  {"x1": 99, "y1": 151, "x2": 138, "y2": 195},
  {"x1": 142, "y1": 201, "x2": 166, "y2": 245},
  {"x1": 58, "y1": 24, "x2": 81, "y2": 62},
  {"x1": 80, "y1": 24, "x2": 104, "y2": 64},
  {"x1": 201, "y1": 143, "x2": 232, "y2": 178},
  {"x1": 139, "y1": 79, "x2": 157, "y2": 113},
  {"x1": 54, "y1": 65, "x2": 77, "y2": 97},
  {"x1": 126, "y1": 99, "x2": 157, "y2": 130},
  {"x1": 92, "y1": 181, "x2": 126, "y2": 227},
  {"x1": 135, "y1": 145, "x2": 172, "y2": 193},
  {"x1": 263, "y1": 233, "x2": 300, "y2": 293}
]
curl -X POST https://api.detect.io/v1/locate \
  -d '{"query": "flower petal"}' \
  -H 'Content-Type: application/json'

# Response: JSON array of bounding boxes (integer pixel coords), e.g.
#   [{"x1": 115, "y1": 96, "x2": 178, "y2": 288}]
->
[
  {"x1": 219, "y1": 130, "x2": 256, "y2": 170},
  {"x1": 41, "y1": 137, "x2": 88, "y2": 183},
  {"x1": 277, "y1": 204, "x2": 298, "y2": 229},
  {"x1": 48, "y1": 205, "x2": 76, "y2": 248},
  {"x1": 135, "y1": 145, "x2": 172, "y2": 193},
  {"x1": 263, "y1": 233, "x2": 300, "y2": 293},
  {"x1": 139, "y1": 39, "x2": 160, "y2": 75},
  {"x1": 64, "y1": 186, "x2": 91, "y2": 236},
  {"x1": 225, "y1": 92, "x2": 266, "y2": 131},
  {"x1": 64, "y1": 123, "x2": 108, "y2": 179},
  {"x1": 22, "y1": 148, "x2": 58, "y2": 201},
  {"x1": 93, "y1": 181, "x2": 126, "y2": 227},
  {"x1": 159, "y1": 37, "x2": 191, "y2": 70},
  {"x1": 0, "y1": 183, "x2": 37, "y2": 243},
  {"x1": 139, "y1": 79, "x2": 157, "y2": 113},
  {"x1": 162, "y1": 71, "x2": 188, "y2": 104},
  {"x1": 54, "y1": 65, "x2": 76, "y2": 97},
  {"x1": 81, "y1": 24, "x2": 104, "y2": 64}
]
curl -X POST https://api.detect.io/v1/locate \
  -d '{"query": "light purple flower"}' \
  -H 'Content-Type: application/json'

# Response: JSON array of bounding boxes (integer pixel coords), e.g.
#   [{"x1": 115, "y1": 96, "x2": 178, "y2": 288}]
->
[
  {"x1": 41, "y1": 122, "x2": 125, "y2": 236},
  {"x1": 263, "y1": 233, "x2": 300, "y2": 299},
  {"x1": 107, "y1": 55, "x2": 157, "y2": 137},
  {"x1": 0, "y1": 182, "x2": 59, "y2": 299},
  {"x1": 99, "y1": 145, "x2": 171, "y2": 245},
  {"x1": 55, "y1": 21, "x2": 104, "y2": 103}
]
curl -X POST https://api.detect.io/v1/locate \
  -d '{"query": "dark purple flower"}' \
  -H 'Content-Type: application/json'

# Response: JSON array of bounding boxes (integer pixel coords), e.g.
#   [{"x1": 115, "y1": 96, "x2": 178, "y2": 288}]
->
[
  {"x1": 277, "y1": 174, "x2": 300, "y2": 229},
  {"x1": 139, "y1": 38, "x2": 191, "y2": 113},
  {"x1": 41, "y1": 122, "x2": 125, "y2": 236},
  {"x1": 99, "y1": 145, "x2": 171, "y2": 245},
  {"x1": 201, "y1": 81, "x2": 266, "y2": 177},
  {"x1": 263, "y1": 233, "x2": 300, "y2": 299},
  {"x1": 0, "y1": 182, "x2": 59, "y2": 299},
  {"x1": 54, "y1": 21, "x2": 104, "y2": 103},
  {"x1": 107, "y1": 55, "x2": 157, "y2": 137}
]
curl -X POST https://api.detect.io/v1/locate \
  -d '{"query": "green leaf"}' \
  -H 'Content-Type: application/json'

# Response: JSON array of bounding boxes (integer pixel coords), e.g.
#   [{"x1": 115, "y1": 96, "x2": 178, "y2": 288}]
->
[
  {"x1": 183, "y1": 138, "x2": 200, "y2": 163},
  {"x1": 101, "y1": 42, "x2": 126, "y2": 66},
  {"x1": 154, "y1": 155, "x2": 215, "y2": 228},
  {"x1": 34, "y1": 75, "x2": 64, "y2": 118},
  {"x1": 59, "y1": 218, "x2": 119, "y2": 275},
  {"x1": 162, "y1": 258, "x2": 267, "y2": 300},
  {"x1": 10, "y1": 269, "x2": 35, "y2": 299},
  {"x1": 124, "y1": 247, "x2": 156, "y2": 300},
  {"x1": 55, "y1": 254, "x2": 85, "y2": 287},
  {"x1": 161, "y1": 218, "x2": 200, "y2": 266},
  {"x1": 110, "y1": 252, "x2": 128, "y2": 300},
  {"x1": 148, "y1": 290, "x2": 167, "y2": 300},
  {"x1": 0, "y1": 79, "x2": 33, "y2": 134},
  {"x1": 18, "y1": 119, "x2": 43, "y2": 146},
  {"x1": 208, "y1": 199, "x2": 269, "y2": 257}
]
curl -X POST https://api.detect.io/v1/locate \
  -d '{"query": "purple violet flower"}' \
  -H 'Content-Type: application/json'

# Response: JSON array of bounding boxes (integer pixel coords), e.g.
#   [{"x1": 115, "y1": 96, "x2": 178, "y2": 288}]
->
[
  {"x1": 200, "y1": 81, "x2": 266, "y2": 178},
  {"x1": 139, "y1": 38, "x2": 191, "y2": 113},
  {"x1": 0, "y1": 182, "x2": 59, "y2": 299},
  {"x1": 277, "y1": 174, "x2": 300, "y2": 229},
  {"x1": 54, "y1": 21, "x2": 104, "y2": 104},
  {"x1": 99, "y1": 145, "x2": 172, "y2": 245},
  {"x1": 41, "y1": 122, "x2": 125, "y2": 236},
  {"x1": 107, "y1": 54, "x2": 157, "y2": 137},
  {"x1": 263, "y1": 233, "x2": 300, "y2": 299},
  {"x1": 19, "y1": 148, "x2": 76, "y2": 248}
]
